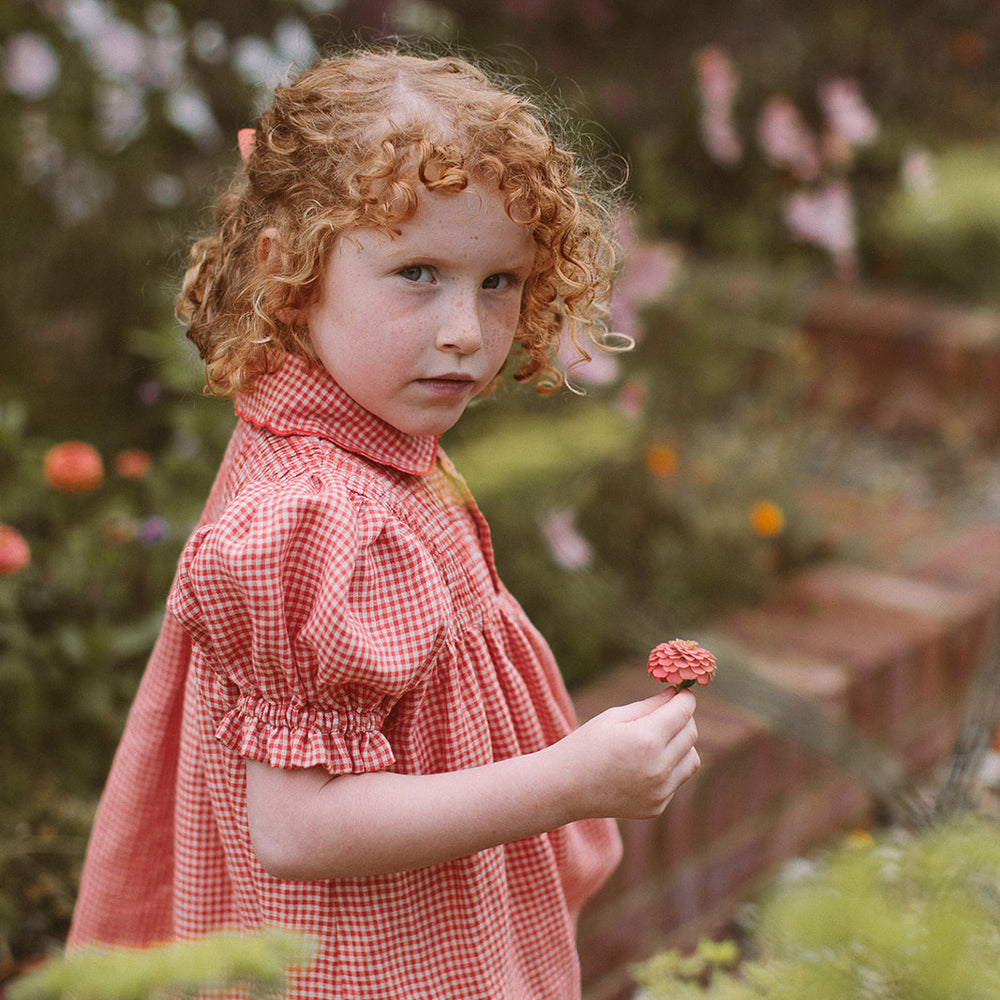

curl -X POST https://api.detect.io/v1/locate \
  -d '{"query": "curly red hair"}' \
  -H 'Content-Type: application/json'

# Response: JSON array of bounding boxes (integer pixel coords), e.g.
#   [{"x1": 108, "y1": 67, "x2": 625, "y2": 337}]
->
[{"x1": 177, "y1": 47, "x2": 622, "y2": 397}]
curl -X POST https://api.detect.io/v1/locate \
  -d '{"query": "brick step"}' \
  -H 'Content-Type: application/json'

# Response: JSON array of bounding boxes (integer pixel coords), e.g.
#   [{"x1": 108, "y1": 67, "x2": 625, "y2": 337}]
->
[
  {"x1": 574, "y1": 519, "x2": 1000, "y2": 1000},
  {"x1": 801, "y1": 284, "x2": 1000, "y2": 440}
]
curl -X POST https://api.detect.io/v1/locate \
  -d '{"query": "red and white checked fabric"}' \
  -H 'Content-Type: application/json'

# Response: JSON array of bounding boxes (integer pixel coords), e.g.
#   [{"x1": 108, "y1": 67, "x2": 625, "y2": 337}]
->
[{"x1": 69, "y1": 355, "x2": 622, "y2": 999}]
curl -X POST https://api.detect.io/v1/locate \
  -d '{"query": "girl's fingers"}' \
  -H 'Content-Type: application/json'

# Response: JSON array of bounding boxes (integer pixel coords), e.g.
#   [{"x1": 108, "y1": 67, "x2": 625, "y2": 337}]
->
[
  {"x1": 645, "y1": 689, "x2": 697, "y2": 732},
  {"x1": 615, "y1": 689, "x2": 677, "y2": 722}
]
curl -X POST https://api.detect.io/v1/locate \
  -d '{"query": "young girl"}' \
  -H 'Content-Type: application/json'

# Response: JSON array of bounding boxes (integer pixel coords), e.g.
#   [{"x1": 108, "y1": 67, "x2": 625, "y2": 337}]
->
[{"x1": 68, "y1": 48, "x2": 700, "y2": 999}]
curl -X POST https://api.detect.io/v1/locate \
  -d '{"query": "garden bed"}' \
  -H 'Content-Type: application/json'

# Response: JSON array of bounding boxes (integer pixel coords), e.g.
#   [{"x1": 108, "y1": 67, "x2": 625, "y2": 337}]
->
[{"x1": 573, "y1": 283, "x2": 1000, "y2": 999}]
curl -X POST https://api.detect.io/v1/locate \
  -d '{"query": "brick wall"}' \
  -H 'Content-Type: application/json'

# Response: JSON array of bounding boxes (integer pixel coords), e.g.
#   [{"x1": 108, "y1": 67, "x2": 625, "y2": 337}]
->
[{"x1": 572, "y1": 284, "x2": 1000, "y2": 1000}]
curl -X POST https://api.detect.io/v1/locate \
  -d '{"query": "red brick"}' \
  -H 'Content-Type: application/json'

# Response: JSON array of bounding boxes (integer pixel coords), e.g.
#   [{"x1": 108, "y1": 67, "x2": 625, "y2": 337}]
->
[
  {"x1": 913, "y1": 524, "x2": 1000, "y2": 597},
  {"x1": 615, "y1": 817, "x2": 659, "y2": 893},
  {"x1": 718, "y1": 590, "x2": 947, "y2": 743},
  {"x1": 657, "y1": 779, "x2": 699, "y2": 866}
]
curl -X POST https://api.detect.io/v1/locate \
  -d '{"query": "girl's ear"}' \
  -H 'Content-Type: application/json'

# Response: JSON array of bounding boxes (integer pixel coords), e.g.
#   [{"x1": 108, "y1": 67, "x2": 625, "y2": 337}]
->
[{"x1": 257, "y1": 227, "x2": 281, "y2": 265}]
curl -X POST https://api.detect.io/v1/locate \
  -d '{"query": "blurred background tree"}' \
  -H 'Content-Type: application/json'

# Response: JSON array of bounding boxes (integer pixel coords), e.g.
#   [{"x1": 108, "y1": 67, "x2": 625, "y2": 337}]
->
[{"x1": 4, "y1": 0, "x2": 1000, "y2": 440}]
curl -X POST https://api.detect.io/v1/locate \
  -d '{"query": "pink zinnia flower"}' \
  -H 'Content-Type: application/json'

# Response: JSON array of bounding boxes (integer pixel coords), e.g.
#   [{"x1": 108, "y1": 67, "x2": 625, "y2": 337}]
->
[
  {"x1": 115, "y1": 448, "x2": 152, "y2": 479},
  {"x1": 818, "y1": 78, "x2": 878, "y2": 148},
  {"x1": 541, "y1": 508, "x2": 592, "y2": 570},
  {"x1": 693, "y1": 46, "x2": 743, "y2": 166},
  {"x1": 0, "y1": 525, "x2": 30, "y2": 576},
  {"x1": 783, "y1": 180, "x2": 858, "y2": 280},
  {"x1": 647, "y1": 639, "x2": 717, "y2": 689},
  {"x1": 757, "y1": 95, "x2": 821, "y2": 180},
  {"x1": 43, "y1": 441, "x2": 104, "y2": 493}
]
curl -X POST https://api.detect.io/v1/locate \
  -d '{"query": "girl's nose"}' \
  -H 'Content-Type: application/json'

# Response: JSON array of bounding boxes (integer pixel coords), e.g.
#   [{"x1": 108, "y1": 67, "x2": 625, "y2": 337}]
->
[{"x1": 437, "y1": 295, "x2": 484, "y2": 355}]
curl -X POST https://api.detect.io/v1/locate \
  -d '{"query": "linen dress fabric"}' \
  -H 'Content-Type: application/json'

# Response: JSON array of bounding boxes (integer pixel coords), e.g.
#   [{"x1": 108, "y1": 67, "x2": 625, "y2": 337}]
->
[{"x1": 69, "y1": 355, "x2": 622, "y2": 999}]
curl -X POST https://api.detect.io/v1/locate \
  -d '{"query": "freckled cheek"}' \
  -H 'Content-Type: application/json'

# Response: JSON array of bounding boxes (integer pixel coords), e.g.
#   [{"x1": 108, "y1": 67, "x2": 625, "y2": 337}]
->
[{"x1": 488, "y1": 303, "x2": 523, "y2": 350}]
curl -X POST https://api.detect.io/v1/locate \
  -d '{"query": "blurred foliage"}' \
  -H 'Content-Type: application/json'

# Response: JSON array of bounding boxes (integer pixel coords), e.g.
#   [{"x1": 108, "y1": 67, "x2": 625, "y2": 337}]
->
[
  {"x1": 0, "y1": 324, "x2": 232, "y2": 801},
  {"x1": 0, "y1": 787, "x2": 92, "y2": 978},
  {"x1": 631, "y1": 816, "x2": 1000, "y2": 999},
  {"x1": 880, "y1": 143, "x2": 1000, "y2": 301},
  {"x1": 0, "y1": 328, "x2": 231, "y2": 973},
  {"x1": 7, "y1": 929, "x2": 316, "y2": 1000}
]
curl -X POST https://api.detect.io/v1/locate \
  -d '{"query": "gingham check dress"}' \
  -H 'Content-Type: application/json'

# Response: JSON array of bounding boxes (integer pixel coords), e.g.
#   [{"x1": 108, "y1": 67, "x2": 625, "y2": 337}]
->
[{"x1": 69, "y1": 355, "x2": 621, "y2": 999}]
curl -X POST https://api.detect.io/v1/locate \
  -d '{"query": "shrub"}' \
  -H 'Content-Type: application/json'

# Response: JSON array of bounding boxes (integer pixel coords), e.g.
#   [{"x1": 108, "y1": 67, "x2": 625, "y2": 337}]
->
[
  {"x1": 0, "y1": 330, "x2": 231, "y2": 801},
  {"x1": 880, "y1": 144, "x2": 1000, "y2": 302},
  {"x1": 631, "y1": 816, "x2": 1000, "y2": 1000},
  {"x1": 7, "y1": 930, "x2": 315, "y2": 1000}
]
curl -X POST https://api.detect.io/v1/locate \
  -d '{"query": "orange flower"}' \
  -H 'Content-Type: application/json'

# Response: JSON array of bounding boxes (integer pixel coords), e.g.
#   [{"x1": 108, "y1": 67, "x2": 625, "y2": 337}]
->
[
  {"x1": 844, "y1": 829, "x2": 875, "y2": 849},
  {"x1": 103, "y1": 516, "x2": 139, "y2": 545},
  {"x1": 0, "y1": 524, "x2": 31, "y2": 575},
  {"x1": 115, "y1": 448, "x2": 152, "y2": 479},
  {"x1": 647, "y1": 639, "x2": 717, "y2": 689},
  {"x1": 750, "y1": 500, "x2": 785, "y2": 538},
  {"x1": 43, "y1": 441, "x2": 104, "y2": 493},
  {"x1": 645, "y1": 444, "x2": 678, "y2": 479}
]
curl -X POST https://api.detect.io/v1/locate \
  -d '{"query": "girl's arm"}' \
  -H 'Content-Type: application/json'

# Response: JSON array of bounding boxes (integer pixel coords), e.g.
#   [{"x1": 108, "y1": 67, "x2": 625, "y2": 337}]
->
[{"x1": 245, "y1": 689, "x2": 699, "y2": 880}]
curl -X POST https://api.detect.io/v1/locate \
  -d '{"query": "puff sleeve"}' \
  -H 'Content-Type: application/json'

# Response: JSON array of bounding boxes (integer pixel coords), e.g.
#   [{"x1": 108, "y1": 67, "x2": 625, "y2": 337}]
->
[{"x1": 167, "y1": 476, "x2": 451, "y2": 775}]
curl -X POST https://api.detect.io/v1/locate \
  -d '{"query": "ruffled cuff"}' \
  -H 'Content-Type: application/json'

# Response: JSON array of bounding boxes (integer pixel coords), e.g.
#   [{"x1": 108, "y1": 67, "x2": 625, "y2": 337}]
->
[{"x1": 215, "y1": 692, "x2": 396, "y2": 774}]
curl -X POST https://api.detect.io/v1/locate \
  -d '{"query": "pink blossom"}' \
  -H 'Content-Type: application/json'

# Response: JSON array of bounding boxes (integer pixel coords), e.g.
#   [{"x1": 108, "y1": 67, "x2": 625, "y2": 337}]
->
[
  {"x1": 818, "y1": 78, "x2": 878, "y2": 148},
  {"x1": 694, "y1": 46, "x2": 738, "y2": 109},
  {"x1": 608, "y1": 297, "x2": 642, "y2": 348},
  {"x1": 700, "y1": 111, "x2": 743, "y2": 167},
  {"x1": 137, "y1": 516, "x2": 170, "y2": 546},
  {"x1": 541, "y1": 509, "x2": 592, "y2": 570},
  {"x1": 784, "y1": 180, "x2": 857, "y2": 279},
  {"x1": 647, "y1": 640, "x2": 717, "y2": 689},
  {"x1": 165, "y1": 85, "x2": 221, "y2": 147},
  {"x1": 614, "y1": 214, "x2": 683, "y2": 309},
  {"x1": 693, "y1": 46, "x2": 743, "y2": 166},
  {"x1": 616, "y1": 379, "x2": 646, "y2": 420},
  {"x1": 3, "y1": 32, "x2": 60, "y2": 100},
  {"x1": 18, "y1": 110, "x2": 64, "y2": 184},
  {"x1": 757, "y1": 96, "x2": 821, "y2": 180},
  {"x1": 558, "y1": 331, "x2": 621, "y2": 385},
  {"x1": 0, "y1": 525, "x2": 31, "y2": 576},
  {"x1": 96, "y1": 81, "x2": 147, "y2": 150},
  {"x1": 605, "y1": 218, "x2": 683, "y2": 352},
  {"x1": 86, "y1": 20, "x2": 147, "y2": 81},
  {"x1": 115, "y1": 449, "x2": 152, "y2": 479},
  {"x1": 901, "y1": 146, "x2": 935, "y2": 196}
]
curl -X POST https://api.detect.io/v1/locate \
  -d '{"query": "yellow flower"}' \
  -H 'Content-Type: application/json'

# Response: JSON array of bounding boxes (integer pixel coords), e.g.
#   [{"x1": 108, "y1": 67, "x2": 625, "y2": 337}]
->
[
  {"x1": 750, "y1": 500, "x2": 785, "y2": 538},
  {"x1": 844, "y1": 829, "x2": 875, "y2": 849},
  {"x1": 645, "y1": 444, "x2": 678, "y2": 479}
]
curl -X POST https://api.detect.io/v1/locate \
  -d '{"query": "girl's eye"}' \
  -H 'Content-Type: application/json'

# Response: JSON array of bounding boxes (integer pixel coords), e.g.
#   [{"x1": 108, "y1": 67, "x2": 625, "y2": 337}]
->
[
  {"x1": 399, "y1": 265, "x2": 435, "y2": 283},
  {"x1": 482, "y1": 273, "x2": 512, "y2": 290}
]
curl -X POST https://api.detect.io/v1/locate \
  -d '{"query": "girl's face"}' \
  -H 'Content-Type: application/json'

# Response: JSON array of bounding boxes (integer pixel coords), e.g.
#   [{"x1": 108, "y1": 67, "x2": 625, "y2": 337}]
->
[{"x1": 304, "y1": 180, "x2": 536, "y2": 438}]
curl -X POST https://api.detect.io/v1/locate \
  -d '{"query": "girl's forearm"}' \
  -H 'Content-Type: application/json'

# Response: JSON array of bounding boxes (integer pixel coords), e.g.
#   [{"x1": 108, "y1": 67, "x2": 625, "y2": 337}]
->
[
  {"x1": 245, "y1": 746, "x2": 579, "y2": 880},
  {"x1": 245, "y1": 691, "x2": 699, "y2": 881}
]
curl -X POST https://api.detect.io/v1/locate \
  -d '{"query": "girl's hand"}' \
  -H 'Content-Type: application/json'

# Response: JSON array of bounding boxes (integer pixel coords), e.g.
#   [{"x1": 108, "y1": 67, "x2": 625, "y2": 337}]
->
[{"x1": 552, "y1": 690, "x2": 700, "y2": 820}]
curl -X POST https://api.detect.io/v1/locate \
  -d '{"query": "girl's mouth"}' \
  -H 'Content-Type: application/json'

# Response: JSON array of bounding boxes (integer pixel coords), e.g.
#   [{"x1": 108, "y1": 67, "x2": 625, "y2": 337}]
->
[{"x1": 417, "y1": 375, "x2": 476, "y2": 395}]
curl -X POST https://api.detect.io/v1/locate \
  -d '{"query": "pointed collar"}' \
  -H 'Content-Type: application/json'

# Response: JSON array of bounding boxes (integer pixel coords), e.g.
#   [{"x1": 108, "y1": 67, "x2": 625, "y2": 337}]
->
[{"x1": 234, "y1": 355, "x2": 439, "y2": 475}]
